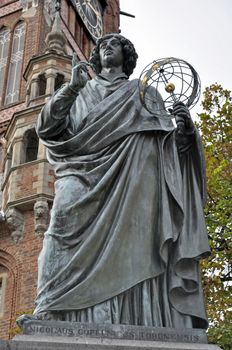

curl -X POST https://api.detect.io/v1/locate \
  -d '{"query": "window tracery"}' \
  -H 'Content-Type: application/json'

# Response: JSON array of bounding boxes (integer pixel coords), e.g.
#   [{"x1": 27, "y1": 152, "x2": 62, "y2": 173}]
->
[
  {"x1": 4, "y1": 22, "x2": 26, "y2": 105},
  {"x1": 0, "y1": 27, "x2": 11, "y2": 105}
]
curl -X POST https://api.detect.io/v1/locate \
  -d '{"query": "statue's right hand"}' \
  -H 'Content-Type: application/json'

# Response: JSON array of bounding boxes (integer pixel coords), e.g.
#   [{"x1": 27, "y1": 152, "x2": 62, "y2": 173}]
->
[{"x1": 69, "y1": 53, "x2": 90, "y2": 91}]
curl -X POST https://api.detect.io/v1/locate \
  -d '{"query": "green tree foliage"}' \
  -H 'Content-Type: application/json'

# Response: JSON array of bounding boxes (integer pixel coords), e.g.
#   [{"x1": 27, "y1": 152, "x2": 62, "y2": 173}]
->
[{"x1": 196, "y1": 84, "x2": 232, "y2": 349}]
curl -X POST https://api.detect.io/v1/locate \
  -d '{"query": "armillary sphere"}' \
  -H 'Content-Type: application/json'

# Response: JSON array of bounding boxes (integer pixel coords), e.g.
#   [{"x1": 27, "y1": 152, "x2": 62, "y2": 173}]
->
[{"x1": 139, "y1": 57, "x2": 201, "y2": 115}]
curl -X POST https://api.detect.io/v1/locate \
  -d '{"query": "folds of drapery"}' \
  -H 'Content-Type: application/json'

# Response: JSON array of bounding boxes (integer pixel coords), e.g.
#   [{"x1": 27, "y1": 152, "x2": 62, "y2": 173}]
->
[{"x1": 35, "y1": 77, "x2": 210, "y2": 328}]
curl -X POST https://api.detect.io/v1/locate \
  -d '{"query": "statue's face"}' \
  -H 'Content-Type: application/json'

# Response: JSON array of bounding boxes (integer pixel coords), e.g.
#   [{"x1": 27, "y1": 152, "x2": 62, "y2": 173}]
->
[{"x1": 99, "y1": 37, "x2": 123, "y2": 69}]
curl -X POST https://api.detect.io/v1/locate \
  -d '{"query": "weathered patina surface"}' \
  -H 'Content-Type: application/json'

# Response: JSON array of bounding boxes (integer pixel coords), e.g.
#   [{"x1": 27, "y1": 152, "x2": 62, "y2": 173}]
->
[{"x1": 33, "y1": 34, "x2": 210, "y2": 328}]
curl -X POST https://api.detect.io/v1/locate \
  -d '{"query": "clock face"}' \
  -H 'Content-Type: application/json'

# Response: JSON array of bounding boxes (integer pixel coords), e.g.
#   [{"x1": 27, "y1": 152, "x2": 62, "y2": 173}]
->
[{"x1": 75, "y1": 0, "x2": 104, "y2": 40}]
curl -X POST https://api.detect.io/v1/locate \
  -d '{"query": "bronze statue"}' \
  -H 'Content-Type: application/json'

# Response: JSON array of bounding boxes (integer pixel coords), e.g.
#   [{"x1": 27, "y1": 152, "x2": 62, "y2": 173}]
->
[{"x1": 33, "y1": 34, "x2": 210, "y2": 328}]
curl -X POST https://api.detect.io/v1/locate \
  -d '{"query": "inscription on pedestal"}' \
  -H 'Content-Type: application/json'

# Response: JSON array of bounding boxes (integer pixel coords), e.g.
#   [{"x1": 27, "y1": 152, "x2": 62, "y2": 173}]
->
[{"x1": 23, "y1": 320, "x2": 208, "y2": 344}]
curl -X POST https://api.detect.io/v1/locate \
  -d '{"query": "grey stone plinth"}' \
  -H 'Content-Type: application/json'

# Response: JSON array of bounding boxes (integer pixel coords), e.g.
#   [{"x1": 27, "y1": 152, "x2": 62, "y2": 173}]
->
[
  {"x1": 9, "y1": 335, "x2": 222, "y2": 350},
  {"x1": 0, "y1": 340, "x2": 8, "y2": 350},
  {"x1": 8, "y1": 320, "x2": 222, "y2": 350}
]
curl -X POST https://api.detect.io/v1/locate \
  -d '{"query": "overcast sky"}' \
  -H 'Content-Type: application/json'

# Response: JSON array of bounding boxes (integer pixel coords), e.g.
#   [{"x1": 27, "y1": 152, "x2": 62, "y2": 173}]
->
[{"x1": 119, "y1": 0, "x2": 232, "y2": 113}]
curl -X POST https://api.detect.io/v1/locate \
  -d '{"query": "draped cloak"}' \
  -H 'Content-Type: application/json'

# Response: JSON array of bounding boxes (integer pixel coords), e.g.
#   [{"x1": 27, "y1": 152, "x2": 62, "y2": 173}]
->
[{"x1": 35, "y1": 74, "x2": 210, "y2": 328}]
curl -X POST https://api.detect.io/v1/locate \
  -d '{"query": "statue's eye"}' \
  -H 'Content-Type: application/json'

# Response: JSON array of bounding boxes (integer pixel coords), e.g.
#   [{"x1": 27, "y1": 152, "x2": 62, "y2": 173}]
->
[{"x1": 111, "y1": 40, "x2": 120, "y2": 46}]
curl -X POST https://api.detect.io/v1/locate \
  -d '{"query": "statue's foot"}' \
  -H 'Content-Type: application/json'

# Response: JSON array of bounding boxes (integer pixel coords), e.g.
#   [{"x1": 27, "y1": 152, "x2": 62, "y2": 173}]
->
[{"x1": 16, "y1": 314, "x2": 36, "y2": 328}]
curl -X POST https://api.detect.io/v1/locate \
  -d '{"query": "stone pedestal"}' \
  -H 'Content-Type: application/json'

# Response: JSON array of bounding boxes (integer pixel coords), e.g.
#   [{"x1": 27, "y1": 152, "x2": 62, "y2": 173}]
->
[
  {"x1": 6, "y1": 335, "x2": 222, "y2": 350},
  {"x1": 1, "y1": 320, "x2": 222, "y2": 350}
]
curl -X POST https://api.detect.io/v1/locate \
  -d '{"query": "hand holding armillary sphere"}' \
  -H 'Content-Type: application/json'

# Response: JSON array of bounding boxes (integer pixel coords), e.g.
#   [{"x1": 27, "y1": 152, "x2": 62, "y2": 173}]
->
[{"x1": 139, "y1": 57, "x2": 201, "y2": 134}]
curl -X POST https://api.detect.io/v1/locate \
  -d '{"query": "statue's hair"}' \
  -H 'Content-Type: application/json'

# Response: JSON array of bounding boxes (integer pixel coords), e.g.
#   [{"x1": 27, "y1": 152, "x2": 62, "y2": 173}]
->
[{"x1": 90, "y1": 34, "x2": 138, "y2": 77}]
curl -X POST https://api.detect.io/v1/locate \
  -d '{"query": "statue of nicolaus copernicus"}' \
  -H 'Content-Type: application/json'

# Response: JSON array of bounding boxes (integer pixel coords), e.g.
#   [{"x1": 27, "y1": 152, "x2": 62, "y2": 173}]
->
[{"x1": 34, "y1": 34, "x2": 210, "y2": 329}]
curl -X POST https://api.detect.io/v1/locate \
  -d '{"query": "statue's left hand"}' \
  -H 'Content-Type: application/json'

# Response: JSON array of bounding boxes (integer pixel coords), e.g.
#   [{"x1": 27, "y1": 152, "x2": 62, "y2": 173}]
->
[{"x1": 172, "y1": 101, "x2": 195, "y2": 135}]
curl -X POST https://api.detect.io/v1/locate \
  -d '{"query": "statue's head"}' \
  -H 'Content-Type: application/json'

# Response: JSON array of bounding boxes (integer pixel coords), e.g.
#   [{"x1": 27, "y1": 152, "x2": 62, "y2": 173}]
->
[{"x1": 90, "y1": 33, "x2": 138, "y2": 77}]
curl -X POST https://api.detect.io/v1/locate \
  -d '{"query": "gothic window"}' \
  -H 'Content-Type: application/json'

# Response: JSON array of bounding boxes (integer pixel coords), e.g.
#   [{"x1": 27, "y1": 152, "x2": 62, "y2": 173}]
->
[
  {"x1": 4, "y1": 149, "x2": 12, "y2": 181},
  {"x1": 4, "y1": 22, "x2": 26, "y2": 105},
  {"x1": 0, "y1": 279, "x2": 2, "y2": 305},
  {"x1": 55, "y1": 73, "x2": 64, "y2": 91},
  {"x1": 24, "y1": 129, "x2": 39, "y2": 163},
  {"x1": 0, "y1": 27, "x2": 11, "y2": 105},
  {"x1": 0, "y1": 144, "x2": 3, "y2": 207},
  {"x1": 38, "y1": 73, "x2": 46, "y2": 96},
  {"x1": 0, "y1": 274, "x2": 7, "y2": 317},
  {"x1": 0, "y1": 143, "x2": 3, "y2": 172}
]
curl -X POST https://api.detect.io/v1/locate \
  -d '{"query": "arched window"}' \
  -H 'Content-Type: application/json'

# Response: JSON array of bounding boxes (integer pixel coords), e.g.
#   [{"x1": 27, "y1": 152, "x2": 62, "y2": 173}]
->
[
  {"x1": 0, "y1": 143, "x2": 3, "y2": 209},
  {"x1": 24, "y1": 129, "x2": 39, "y2": 163},
  {"x1": 0, "y1": 272, "x2": 7, "y2": 318},
  {"x1": 38, "y1": 73, "x2": 46, "y2": 96},
  {"x1": 55, "y1": 73, "x2": 64, "y2": 91},
  {"x1": 4, "y1": 149, "x2": 12, "y2": 181},
  {"x1": 4, "y1": 22, "x2": 26, "y2": 105},
  {"x1": 0, "y1": 27, "x2": 11, "y2": 105},
  {"x1": 0, "y1": 143, "x2": 3, "y2": 172}
]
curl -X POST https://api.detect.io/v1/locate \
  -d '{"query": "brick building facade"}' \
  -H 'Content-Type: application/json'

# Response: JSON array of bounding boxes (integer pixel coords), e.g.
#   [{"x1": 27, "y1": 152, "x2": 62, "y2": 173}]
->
[{"x1": 0, "y1": 0, "x2": 120, "y2": 339}]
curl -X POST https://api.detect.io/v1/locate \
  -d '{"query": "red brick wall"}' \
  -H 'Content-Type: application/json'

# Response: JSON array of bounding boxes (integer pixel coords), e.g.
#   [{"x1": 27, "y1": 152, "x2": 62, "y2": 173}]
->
[
  {"x1": 15, "y1": 164, "x2": 38, "y2": 200},
  {"x1": 104, "y1": 0, "x2": 120, "y2": 34},
  {"x1": 0, "y1": 1, "x2": 21, "y2": 17},
  {"x1": 0, "y1": 0, "x2": 17, "y2": 6},
  {"x1": 0, "y1": 213, "x2": 43, "y2": 340},
  {"x1": 0, "y1": 103, "x2": 26, "y2": 124}
]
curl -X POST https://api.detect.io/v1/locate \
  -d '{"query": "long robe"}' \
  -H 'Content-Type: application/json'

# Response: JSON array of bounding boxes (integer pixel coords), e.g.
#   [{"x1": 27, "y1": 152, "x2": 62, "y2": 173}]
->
[{"x1": 35, "y1": 74, "x2": 210, "y2": 328}]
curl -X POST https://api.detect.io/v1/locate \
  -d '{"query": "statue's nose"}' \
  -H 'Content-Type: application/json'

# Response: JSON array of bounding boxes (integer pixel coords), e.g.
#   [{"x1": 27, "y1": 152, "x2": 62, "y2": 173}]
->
[{"x1": 105, "y1": 42, "x2": 113, "y2": 49}]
